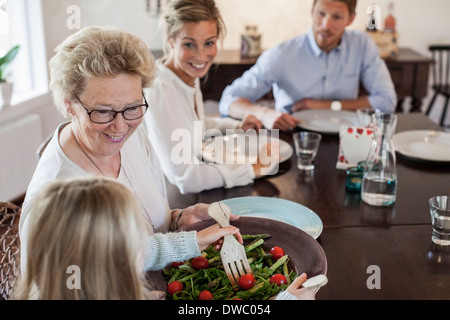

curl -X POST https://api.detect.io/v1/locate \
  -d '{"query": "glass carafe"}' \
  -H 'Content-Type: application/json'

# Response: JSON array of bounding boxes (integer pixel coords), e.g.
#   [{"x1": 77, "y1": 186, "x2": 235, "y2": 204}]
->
[{"x1": 361, "y1": 112, "x2": 398, "y2": 206}]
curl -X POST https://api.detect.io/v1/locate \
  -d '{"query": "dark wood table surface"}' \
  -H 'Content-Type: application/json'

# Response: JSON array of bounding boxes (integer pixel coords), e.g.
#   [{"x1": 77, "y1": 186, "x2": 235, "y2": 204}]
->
[{"x1": 167, "y1": 113, "x2": 450, "y2": 300}]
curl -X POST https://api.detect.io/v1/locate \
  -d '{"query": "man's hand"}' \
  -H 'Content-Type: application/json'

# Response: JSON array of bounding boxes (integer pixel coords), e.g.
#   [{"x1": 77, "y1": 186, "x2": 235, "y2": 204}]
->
[{"x1": 272, "y1": 113, "x2": 301, "y2": 131}]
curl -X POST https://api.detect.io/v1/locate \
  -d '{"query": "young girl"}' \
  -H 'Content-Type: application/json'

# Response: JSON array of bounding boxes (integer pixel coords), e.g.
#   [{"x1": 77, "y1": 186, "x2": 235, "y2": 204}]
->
[
  {"x1": 144, "y1": 0, "x2": 279, "y2": 194},
  {"x1": 14, "y1": 176, "x2": 240, "y2": 300}
]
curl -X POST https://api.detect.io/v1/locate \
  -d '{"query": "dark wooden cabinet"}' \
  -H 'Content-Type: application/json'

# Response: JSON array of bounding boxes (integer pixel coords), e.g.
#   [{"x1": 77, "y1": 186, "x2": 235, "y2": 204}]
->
[
  {"x1": 201, "y1": 51, "x2": 258, "y2": 102},
  {"x1": 202, "y1": 48, "x2": 433, "y2": 113},
  {"x1": 384, "y1": 48, "x2": 433, "y2": 112}
]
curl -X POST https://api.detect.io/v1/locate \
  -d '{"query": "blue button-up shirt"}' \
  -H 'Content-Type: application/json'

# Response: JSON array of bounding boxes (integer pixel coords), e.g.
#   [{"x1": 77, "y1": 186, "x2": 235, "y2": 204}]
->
[{"x1": 219, "y1": 29, "x2": 397, "y2": 115}]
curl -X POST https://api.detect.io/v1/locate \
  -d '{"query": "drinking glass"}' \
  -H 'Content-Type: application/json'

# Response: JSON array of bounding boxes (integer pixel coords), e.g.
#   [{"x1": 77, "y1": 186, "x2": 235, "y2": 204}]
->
[
  {"x1": 293, "y1": 132, "x2": 322, "y2": 170},
  {"x1": 429, "y1": 196, "x2": 450, "y2": 246}
]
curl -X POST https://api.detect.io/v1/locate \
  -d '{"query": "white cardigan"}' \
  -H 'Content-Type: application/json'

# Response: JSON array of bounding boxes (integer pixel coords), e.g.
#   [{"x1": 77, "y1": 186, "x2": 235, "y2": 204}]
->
[{"x1": 144, "y1": 63, "x2": 255, "y2": 194}]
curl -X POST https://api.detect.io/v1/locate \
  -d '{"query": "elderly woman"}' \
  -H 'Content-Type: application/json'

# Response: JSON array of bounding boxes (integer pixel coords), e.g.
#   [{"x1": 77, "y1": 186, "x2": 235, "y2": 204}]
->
[
  {"x1": 19, "y1": 26, "x2": 240, "y2": 273},
  {"x1": 144, "y1": 0, "x2": 279, "y2": 194}
]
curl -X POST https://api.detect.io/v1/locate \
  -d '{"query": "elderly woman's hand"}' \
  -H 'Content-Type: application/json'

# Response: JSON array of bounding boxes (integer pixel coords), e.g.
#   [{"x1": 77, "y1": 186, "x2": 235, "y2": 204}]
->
[
  {"x1": 284, "y1": 273, "x2": 316, "y2": 300},
  {"x1": 175, "y1": 203, "x2": 241, "y2": 230}
]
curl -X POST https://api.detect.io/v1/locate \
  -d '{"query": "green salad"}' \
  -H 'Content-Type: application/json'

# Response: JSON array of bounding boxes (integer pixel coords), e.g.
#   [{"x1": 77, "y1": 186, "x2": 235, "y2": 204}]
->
[{"x1": 163, "y1": 234, "x2": 298, "y2": 300}]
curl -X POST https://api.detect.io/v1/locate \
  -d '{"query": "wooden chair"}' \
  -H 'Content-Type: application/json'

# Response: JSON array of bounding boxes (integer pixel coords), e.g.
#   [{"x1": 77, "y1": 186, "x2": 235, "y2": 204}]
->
[
  {"x1": 0, "y1": 202, "x2": 21, "y2": 300},
  {"x1": 425, "y1": 45, "x2": 450, "y2": 127},
  {"x1": 36, "y1": 134, "x2": 52, "y2": 159}
]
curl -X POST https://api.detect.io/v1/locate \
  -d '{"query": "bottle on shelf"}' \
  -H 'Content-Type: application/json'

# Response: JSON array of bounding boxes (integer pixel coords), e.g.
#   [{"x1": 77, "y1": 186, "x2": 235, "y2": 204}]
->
[
  {"x1": 384, "y1": 2, "x2": 396, "y2": 33},
  {"x1": 241, "y1": 25, "x2": 261, "y2": 59}
]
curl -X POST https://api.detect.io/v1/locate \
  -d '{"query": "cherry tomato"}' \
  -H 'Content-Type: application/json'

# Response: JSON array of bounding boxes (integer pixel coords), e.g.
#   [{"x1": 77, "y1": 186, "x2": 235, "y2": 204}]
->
[
  {"x1": 191, "y1": 256, "x2": 209, "y2": 270},
  {"x1": 198, "y1": 290, "x2": 214, "y2": 300},
  {"x1": 238, "y1": 273, "x2": 256, "y2": 290},
  {"x1": 167, "y1": 280, "x2": 183, "y2": 295},
  {"x1": 270, "y1": 274, "x2": 287, "y2": 286},
  {"x1": 171, "y1": 261, "x2": 183, "y2": 268},
  {"x1": 270, "y1": 246, "x2": 285, "y2": 261}
]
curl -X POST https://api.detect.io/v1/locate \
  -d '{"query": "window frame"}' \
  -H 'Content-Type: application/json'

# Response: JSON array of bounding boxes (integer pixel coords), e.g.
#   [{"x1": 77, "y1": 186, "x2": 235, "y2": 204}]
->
[{"x1": 2, "y1": 0, "x2": 48, "y2": 107}]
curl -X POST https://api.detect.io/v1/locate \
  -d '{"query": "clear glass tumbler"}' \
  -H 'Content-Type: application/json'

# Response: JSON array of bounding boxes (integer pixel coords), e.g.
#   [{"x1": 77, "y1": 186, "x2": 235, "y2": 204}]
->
[
  {"x1": 429, "y1": 196, "x2": 450, "y2": 246},
  {"x1": 293, "y1": 132, "x2": 322, "y2": 170}
]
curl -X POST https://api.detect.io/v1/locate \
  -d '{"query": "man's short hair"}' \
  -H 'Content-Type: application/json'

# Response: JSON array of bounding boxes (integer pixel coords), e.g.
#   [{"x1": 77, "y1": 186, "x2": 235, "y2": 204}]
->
[{"x1": 313, "y1": 0, "x2": 357, "y2": 15}]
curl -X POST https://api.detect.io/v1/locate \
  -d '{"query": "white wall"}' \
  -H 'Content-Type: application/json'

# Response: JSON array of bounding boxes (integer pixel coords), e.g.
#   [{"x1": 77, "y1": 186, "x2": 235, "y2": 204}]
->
[
  {"x1": 70, "y1": 0, "x2": 450, "y2": 56},
  {"x1": 215, "y1": 0, "x2": 450, "y2": 57},
  {"x1": 78, "y1": 0, "x2": 164, "y2": 50},
  {"x1": 72, "y1": 0, "x2": 450, "y2": 119}
]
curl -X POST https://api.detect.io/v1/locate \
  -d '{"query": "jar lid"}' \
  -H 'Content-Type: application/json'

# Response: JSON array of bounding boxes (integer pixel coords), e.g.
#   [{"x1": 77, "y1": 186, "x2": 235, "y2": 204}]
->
[{"x1": 245, "y1": 25, "x2": 258, "y2": 33}]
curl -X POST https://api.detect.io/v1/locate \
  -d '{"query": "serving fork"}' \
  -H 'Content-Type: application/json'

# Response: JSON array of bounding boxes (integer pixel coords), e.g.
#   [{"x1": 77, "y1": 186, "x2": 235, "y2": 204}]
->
[{"x1": 207, "y1": 201, "x2": 252, "y2": 286}]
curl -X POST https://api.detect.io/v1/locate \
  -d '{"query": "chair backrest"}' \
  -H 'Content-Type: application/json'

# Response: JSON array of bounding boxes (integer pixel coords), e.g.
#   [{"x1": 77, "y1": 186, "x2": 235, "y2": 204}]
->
[
  {"x1": 36, "y1": 134, "x2": 52, "y2": 160},
  {"x1": 429, "y1": 45, "x2": 450, "y2": 86},
  {"x1": 0, "y1": 202, "x2": 21, "y2": 300}
]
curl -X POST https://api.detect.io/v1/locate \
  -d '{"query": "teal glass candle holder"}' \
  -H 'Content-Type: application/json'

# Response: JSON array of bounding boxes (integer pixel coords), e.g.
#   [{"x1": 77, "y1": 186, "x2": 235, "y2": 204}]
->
[
  {"x1": 357, "y1": 161, "x2": 367, "y2": 171},
  {"x1": 346, "y1": 166, "x2": 363, "y2": 193}
]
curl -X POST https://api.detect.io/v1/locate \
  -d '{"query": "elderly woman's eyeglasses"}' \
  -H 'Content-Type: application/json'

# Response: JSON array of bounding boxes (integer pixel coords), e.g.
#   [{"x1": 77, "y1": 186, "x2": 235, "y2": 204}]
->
[{"x1": 74, "y1": 93, "x2": 149, "y2": 124}]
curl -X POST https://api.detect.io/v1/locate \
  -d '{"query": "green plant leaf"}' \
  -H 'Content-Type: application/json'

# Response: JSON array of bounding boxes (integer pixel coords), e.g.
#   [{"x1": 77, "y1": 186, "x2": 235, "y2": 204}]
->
[{"x1": 0, "y1": 45, "x2": 20, "y2": 82}]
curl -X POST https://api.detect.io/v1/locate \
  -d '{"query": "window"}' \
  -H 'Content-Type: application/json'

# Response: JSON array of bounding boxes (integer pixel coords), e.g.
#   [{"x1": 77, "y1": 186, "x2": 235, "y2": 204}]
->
[
  {"x1": 0, "y1": 1, "x2": 9, "y2": 56},
  {"x1": 1, "y1": 0, "x2": 47, "y2": 105}
]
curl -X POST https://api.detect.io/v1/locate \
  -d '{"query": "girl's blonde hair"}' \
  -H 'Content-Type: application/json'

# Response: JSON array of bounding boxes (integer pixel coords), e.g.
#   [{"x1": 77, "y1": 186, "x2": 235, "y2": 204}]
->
[
  {"x1": 49, "y1": 26, "x2": 157, "y2": 119},
  {"x1": 161, "y1": 0, "x2": 226, "y2": 55},
  {"x1": 14, "y1": 177, "x2": 153, "y2": 300}
]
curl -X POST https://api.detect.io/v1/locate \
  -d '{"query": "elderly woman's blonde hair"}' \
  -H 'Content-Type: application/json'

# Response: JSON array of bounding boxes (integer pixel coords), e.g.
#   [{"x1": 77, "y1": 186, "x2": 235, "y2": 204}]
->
[
  {"x1": 14, "y1": 176, "x2": 156, "y2": 300},
  {"x1": 162, "y1": 0, "x2": 226, "y2": 56},
  {"x1": 49, "y1": 26, "x2": 157, "y2": 119}
]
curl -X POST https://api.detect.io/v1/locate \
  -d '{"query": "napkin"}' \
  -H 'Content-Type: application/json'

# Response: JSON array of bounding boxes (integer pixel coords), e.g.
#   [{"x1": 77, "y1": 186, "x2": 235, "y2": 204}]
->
[{"x1": 336, "y1": 126, "x2": 374, "y2": 169}]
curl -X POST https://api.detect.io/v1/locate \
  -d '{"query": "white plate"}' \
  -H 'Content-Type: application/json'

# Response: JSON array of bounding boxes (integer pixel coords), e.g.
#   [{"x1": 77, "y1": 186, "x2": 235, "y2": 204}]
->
[
  {"x1": 202, "y1": 133, "x2": 293, "y2": 164},
  {"x1": 393, "y1": 130, "x2": 450, "y2": 162},
  {"x1": 223, "y1": 196, "x2": 323, "y2": 239},
  {"x1": 293, "y1": 109, "x2": 359, "y2": 134}
]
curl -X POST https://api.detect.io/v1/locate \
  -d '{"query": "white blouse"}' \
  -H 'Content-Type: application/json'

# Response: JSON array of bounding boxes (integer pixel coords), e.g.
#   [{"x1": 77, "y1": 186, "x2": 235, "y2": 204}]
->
[{"x1": 144, "y1": 62, "x2": 255, "y2": 194}]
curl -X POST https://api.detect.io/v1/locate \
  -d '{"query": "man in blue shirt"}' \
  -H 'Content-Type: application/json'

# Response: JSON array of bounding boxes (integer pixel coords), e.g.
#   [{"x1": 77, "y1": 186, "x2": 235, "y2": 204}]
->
[{"x1": 219, "y1": 0, "x2": 397, "y2": 130}]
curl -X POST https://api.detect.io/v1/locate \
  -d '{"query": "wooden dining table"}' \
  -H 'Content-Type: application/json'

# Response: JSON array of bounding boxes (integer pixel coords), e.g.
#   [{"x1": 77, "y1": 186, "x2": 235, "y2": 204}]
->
[{"x1": 166, "y1": 113, "x2": 450, "y2": 300}]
